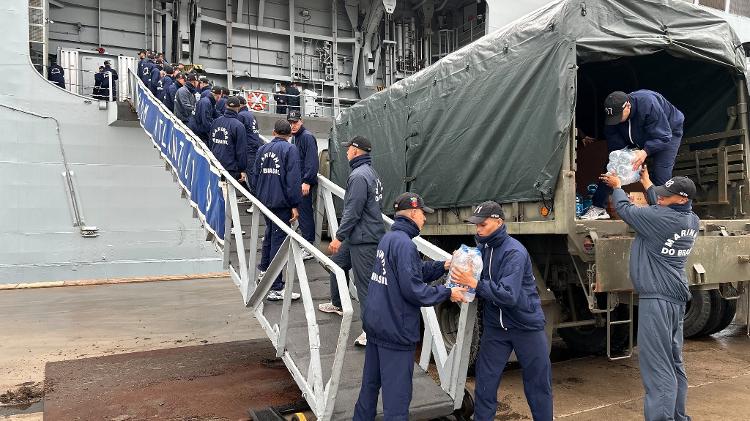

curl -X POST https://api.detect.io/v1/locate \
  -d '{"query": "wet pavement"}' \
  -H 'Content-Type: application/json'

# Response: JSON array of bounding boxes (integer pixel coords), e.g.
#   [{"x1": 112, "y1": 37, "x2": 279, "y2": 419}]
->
[{"x1": 0, "y1": 278, "x2": 749, "y2": 420}]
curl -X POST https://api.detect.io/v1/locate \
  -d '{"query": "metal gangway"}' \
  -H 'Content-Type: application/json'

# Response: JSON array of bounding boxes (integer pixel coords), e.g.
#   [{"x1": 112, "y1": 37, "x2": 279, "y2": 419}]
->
[{"x1": 126, "y1": 69, "x2": 476, "y2": 420}]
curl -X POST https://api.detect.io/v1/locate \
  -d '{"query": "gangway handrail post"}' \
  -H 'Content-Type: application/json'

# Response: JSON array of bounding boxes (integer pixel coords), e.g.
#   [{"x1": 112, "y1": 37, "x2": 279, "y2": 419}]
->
[
  {"x1": 108, "y1": 71, "x2": 113, "y2": 102},
  {"x1": 128, "y1": 67, "x2": 353, "y2": 420}
]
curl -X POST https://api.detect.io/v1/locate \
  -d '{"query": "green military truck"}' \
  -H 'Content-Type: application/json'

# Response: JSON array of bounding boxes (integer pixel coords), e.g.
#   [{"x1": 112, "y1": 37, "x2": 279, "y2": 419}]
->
[{"x1": 329, "y1": 0, "x2": 750, "y2": 359}]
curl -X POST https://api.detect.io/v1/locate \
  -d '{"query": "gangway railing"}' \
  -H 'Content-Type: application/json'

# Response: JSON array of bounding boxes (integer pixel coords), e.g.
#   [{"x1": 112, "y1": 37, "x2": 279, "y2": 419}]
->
[{"x1": 126, "y1": 68, "x2": 475, "y2": 418}]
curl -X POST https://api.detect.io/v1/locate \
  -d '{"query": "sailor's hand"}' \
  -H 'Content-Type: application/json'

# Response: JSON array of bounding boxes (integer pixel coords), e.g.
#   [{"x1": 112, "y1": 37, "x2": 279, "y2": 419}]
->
[
  {"x1": 443, "y1": 258, "x2": 452, "y2": 271},
  {"x1": 301, "y1": 183, "x2": 311, "y2": 196},
  {"x1": 451, "y1": 268, "x2": 478, "y2": 290},
  {"x1": 450, "y1": 287, "x2": 468, "y2": 303},
  {"x1": 640, "y1": 164, "x2": 653, "y2": 189},
  {"x1": 582, "y1": 136, "x2": 596, "y2": 146},
  {"x1": 328, "y1": 238, "x2": 342, "y2": 255},
  {"x1": 632, "y1": 149, "x2": 647, "y2": 171},
  {"x1": 600, "y1": 172, "x2": 622, "y2": 189},
  {"x1": 239, "y1": 172, "x2": 247, "y2": 182},
  {"x1": 291, "y1": 208, "x2": 299, "y2": 223}
]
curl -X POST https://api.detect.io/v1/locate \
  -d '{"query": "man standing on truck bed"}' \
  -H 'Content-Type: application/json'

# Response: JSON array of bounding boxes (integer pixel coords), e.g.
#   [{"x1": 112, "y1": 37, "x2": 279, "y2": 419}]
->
[
  {"x1": 452, "y1": 201, "x2": 553, "y2": 421},
  {"x1": 601, "y1": 168, "x2": 699, "y2": 421},
  {"x1": 581, "y1": 90, "x2": 684, "y2": 220}
]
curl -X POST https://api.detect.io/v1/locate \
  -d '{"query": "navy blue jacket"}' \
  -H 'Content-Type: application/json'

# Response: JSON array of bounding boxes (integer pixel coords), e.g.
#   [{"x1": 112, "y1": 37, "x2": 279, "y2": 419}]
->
[
  {"x1": 47, "y1": 64, "x2": 66, "y2": 89},
  {"x1": 364, "y1": 216, "x2": 450, "y2": 350},
  {"x1": 336, "y1": 155, "x2": 386, "y2": 245},
  {"x1": 140, "y1": 60, "x2": 155, "y2": 88},
  {"x1": 614, "y1": 188, "x2": 699, "y2": 303},
  {"x1": 238, "y1": 107, "x2": 262, "y2": 174},
  {"x1": 94, "y1": 72, "x2": 105, "y2": 98},
  {"x1": 157, "y1": 75, "x2": 173, "y2": 104},
  {"x1": 201, "y1": 90, "x2": 221, "y2": 118},
  {"x1": 149, "y1": 66, "x2": 162, "y2": 96},
  {"x1": 253, "y1": 138, "x2": 302, "y2": 209},
  {"x1": 103, "y1": 68, "x2": 117, "y2": 97},
  {"x1": 165, "y1": 80, "x2": 180, "y2": 112},
  {"x1": 188, "y1": 94, "x2": 217, "y2": 138},
  {"x1": 475, "y1": 225, "x2": 545, "y2": 331},
  {"x1": 604, "y1": 90, "x2": 684, "y2": 156},
  {"x1": 291, "y1": 126, "x2": 319, "y2": 185},
  {"x1": 216, "y1": 97, "x2": 228, "y2": 115},
  {"x1": 209, "y1": 109, "x2": 248, "y2": 174},
  {"x1": 137, "y1": 59, "x2": 149, "y2": 85}
]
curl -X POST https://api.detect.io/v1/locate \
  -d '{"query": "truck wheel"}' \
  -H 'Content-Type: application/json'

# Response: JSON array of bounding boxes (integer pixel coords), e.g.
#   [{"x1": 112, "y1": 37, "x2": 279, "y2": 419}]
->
[
  {"x1": 699, "y1": 290, "x2": 725, "y2": 336},
  {"x1": 683, "y1": 290, "x2": 714, "y2": 338},
  {"x1": 706, "y1": 297, "x2": 737, "y2": 335},
  {"x1": 435, "y1": 300, "x2": 482, "y2": 371}
]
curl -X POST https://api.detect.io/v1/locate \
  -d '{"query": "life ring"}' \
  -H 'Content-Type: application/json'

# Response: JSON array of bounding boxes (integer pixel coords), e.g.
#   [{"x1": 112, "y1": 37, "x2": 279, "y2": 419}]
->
[{"x1": 248, "y1": 91, "x2": 267, "y2": 111}]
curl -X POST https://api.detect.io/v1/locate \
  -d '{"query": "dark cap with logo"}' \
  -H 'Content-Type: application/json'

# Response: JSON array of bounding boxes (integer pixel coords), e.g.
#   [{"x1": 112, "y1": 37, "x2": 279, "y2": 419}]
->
[
  {"x1": 186, "y1": 73, "x2": 199, "y2": 82},
  {"x1": 465, "y1": 201, "x2": 505, "y2": 224},
  {"x1": 287, "y1": 109, "x2": 302, "y2": 122},
  {"x1": 604, "y1": 91, "x2": 630, "y2": 126},
  {"x1": 340, "y1": 135, "x2": 372, "y2": 152},
  {"x1": 393, "y1": 192, "x2": 434, "y2": 214},
  {"x1": 653, "y1": 176, "x2": 696, "y2": 200},
  {"x1": 225, "y1": 96, "x2": 242, "y2": 108}
]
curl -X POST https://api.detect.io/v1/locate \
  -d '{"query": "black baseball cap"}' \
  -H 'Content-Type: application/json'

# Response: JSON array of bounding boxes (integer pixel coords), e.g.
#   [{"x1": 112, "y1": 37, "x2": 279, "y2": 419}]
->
[
  {"x1": 341, "y1": 136, "x2": 372, "y2": 152},
  {"x1": 186, "y1": 73, "x2": 199, "y2": 82},
  {"x1": 653, "y1": 176, "x2": 696, "y2": 200},
  {"x1": 225, "y1": 96, "x2": 242, "y2": 108},
  {"x1": 393, "y1": 192, "x2": 434, "y2": 213},
  {"x1": 274, "y1": 119, "x2": 292, "y2": 136},
  {"x1": 465, "y1": 201, "x2": 505, "y2": 224},
  {"x1": 163, "y1": 65, "x2": 174, "y2": 74},
  {"x1": 287, "y1": 109, "x2": 302, "y2": 122},
  {"x1": 604, "y1": 91, "x2": 630, "y2": 126}
]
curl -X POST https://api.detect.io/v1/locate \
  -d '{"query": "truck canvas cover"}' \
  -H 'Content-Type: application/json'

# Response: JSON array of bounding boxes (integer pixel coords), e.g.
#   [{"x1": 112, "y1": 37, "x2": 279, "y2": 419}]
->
[{"x1": 330, "y1": 0, "x2": 747, "y2": 209}]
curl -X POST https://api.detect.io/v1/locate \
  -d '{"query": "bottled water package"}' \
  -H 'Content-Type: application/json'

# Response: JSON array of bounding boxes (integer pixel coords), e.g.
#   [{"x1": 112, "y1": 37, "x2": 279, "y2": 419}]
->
[
  {"x1": 446, "y1": 244, "x2": 483, "y2": 302},
  {"x1": 606, "y1": 148, "x2": 642, "y2": 186}
]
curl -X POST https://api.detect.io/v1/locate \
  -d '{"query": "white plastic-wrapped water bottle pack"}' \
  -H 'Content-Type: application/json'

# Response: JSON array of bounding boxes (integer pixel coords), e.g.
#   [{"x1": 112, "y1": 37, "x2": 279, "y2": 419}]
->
[
  {"x1": 606, "y1": 148, "x2": 642, "y2": 186},
  {"x1": 446, "y1": 244, "x2": 483, "y2": 302}
]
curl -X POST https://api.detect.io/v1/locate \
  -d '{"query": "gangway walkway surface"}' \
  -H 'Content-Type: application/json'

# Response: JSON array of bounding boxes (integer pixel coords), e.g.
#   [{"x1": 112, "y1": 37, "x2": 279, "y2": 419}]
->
[{"x1": 126, "y1": 69, "x2": 476, "y2": 420}]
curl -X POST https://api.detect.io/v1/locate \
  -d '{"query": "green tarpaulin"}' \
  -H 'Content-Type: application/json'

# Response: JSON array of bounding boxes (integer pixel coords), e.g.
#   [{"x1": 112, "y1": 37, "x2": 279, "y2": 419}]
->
[{"x1": 330, "y1": 0, "x2": 747, "y2": 210}]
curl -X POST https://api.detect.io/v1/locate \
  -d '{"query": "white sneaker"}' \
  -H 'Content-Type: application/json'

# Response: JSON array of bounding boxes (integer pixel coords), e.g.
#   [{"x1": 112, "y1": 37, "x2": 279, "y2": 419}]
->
[
  {"x1": 237, "y1": 196, "x2": 251, "y2": 204},
  {"x1": 318, "y1": 302, "x2": 343, "y2": 316},
  {"x1": 257, "y1": 270, "x2": 266, "y2": 281},
  {"x1": 246, "y1": 206, "x2": 254, "y2": 214},
  {"x1": 231, "y1": 227, "x2": 246, "y2": 235},
  {"x1": 354, "y1": 331, "x2": 367, "y2": 347},
  {"x1": 266, "y1": 289, "x2": 301, "y2": 301},
  {"x1": 580, "y1": 206, "x2": 610, "y2": 220},
  {"x1": 300, "y1": 249, "x2": 314, "y2": 261}
]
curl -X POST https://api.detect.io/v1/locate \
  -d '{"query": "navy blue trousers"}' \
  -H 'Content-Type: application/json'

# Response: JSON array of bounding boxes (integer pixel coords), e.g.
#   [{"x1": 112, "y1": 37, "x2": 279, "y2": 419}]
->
[
  {"x1": 473, "y1": 324, "x2": 553, "y2": 421},
  {"x1": 353, "y1": 342, "x2": 415, "y2": 420},
  {"x1": 259, "y1": 207, "x2": 291, "y2": 291},
  {"x1": 592, "y1": 137, "x2": 681, "y2": 209},
  {"x1": 638, "y1": 299, "x2": 690, "y2": 421},
  {"x1": 298, "y1": 184, "x2": 316, "y2": 243},
  {"x1": 329, "y1": 242, "x2": 378, "y2": 327}
]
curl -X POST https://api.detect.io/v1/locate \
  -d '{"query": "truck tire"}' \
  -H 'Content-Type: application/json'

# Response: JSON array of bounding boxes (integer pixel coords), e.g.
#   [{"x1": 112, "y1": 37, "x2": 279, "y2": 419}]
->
[
  {"x1": 557, "y1": 289, "x2": 631, "y2": 355},
  {"x1": 699, "y1": 290, "x2": 725, "y2": 336},
  {"x1": 705, "y1": 297, "x2": 737, "y2": 335},
  {"x1": 683, "y1": 290, "x2": 713, "y2": 338}
]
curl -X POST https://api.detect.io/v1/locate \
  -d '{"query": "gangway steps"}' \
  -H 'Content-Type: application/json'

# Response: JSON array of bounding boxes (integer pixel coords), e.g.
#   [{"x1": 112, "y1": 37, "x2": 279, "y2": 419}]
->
[{"x1": 227, "y1": 203, "x2": 453, "y2": 419}]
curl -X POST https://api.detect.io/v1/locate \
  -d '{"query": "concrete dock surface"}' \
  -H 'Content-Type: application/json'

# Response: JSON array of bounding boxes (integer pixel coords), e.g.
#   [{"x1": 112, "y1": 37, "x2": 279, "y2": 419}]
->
[{"x1": 1, "y1": 278, "x2": 749, "y2": 420}]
